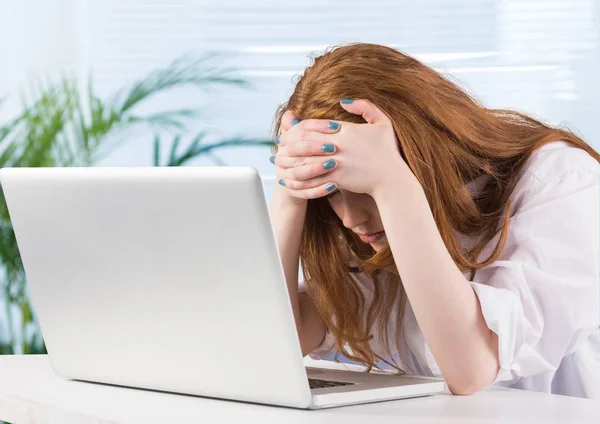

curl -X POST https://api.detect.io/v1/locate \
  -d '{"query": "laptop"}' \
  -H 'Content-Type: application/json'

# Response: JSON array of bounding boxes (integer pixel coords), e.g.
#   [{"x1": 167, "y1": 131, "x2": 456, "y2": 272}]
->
[{"x1": 0, "y1": 166, "x2": 445, "y2": 409}]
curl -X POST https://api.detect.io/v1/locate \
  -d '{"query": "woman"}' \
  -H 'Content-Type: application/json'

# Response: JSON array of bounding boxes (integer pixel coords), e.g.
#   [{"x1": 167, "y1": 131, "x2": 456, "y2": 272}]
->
[{"x1": 269, "y1": 43, "x2": 599, "y2": 398}]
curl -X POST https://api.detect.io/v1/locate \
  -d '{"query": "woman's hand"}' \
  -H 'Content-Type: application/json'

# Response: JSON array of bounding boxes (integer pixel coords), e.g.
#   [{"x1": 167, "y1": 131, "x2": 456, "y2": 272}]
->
[
  {"x1": 272, "y1": 99, "x2": 414, "y2": 200},
  {"x1": 271, "y1": 110, "x2": 341, "y2": 203}
]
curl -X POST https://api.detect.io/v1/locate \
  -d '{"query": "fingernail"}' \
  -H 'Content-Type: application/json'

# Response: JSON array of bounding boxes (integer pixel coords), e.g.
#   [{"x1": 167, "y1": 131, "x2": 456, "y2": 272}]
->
[
  {"x1": 328, "y1": 121, "x2": 340, "y2": 131},
  {"x1": 323, "y1": 159, "x2": 336, "y2": 170},
  {"x1": 269, "y1": 156, "x2": 275, "y2": 164},
  {"x1": 326, "y1": 183, "x2": 337, "y2": 192},
  {"x1": 322, "y1": 143, "x2": 335, "y2": 153},
  {"x1": 292, "y1": 118, "x2": 300, "y2": 126},
  {"x1": 278, "y1": 179, "x2": 286, "y2": 187},
  {"x1": 274, "y1": 136, "x2": 280, "y2": 144},
  {"x1": 341, "y1": 98, "x2": 354, "y2": 104}
]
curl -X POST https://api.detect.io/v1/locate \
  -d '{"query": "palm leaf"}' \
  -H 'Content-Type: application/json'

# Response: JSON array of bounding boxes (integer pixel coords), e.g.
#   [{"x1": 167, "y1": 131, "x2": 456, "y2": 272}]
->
[
  {"x1": 0, "y1": 98, "x2": 14, "y2": 143},
  {"x1": 0, "y1": 220, "x2": 23, "y2": 278},
  {"x1": 0, "y1": 114, "x2": 23, "y2": 165},
  {"x1": 204, "y1": 151, "x2": 227, "y2": 166},
  {"x1": 153, "y1": 134, "x2": 161, "y2": 166},
  {"x1": 127, "y1": 108, "x2": 201, "y2": 131},
  {"x1": 168, "y1": 134, "x2": 182, "y2": 165},
  {"x1": 155, "y1": 132, "x2": 271, "y2": 167},
  {"x1": 114, "y1": 54, "x2": 249, "y2": 115},
  {"x1": 0, "y1": 342, "x2": 13, "y2": 354},
  {"x1": 192, "y1": 138, "x2": 272, "y2": 155}
]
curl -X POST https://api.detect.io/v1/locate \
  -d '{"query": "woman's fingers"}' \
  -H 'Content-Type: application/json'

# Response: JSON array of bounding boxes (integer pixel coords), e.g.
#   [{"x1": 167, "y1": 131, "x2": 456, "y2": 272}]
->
[
  {"x1": 278, "y1": 179, "x2": 338, "y2": 200},
  {"x1": 278, "y1": 120, "x2": 341, "y2": 147},
  {"x1": 280, "y1": 110, "x2": 298, "y2": 133},
  {"x1": 273, "y1": 154, "x2": 335, "y2": 169},
  {"x1": 278, "y1": 157, "x2": 338, "y2": 181},
  {"x1": 282, "y1": 111, "x2": 335, "y2": 133},
  {"x1": 280, "y1": 113, "x2": 342, "y2": 137},
  {"x1": 273, "y1": 115, "x2": 343, "y2": 190},
  {"x1": 293, "y1": 119, "x2": 341, "y2": 135},
  {"x1": 283, "y1": 140, "x2": 337, "y2": 157},
  {"x1": 278, "y1": 126, "x2": 336, "y2": 145}
]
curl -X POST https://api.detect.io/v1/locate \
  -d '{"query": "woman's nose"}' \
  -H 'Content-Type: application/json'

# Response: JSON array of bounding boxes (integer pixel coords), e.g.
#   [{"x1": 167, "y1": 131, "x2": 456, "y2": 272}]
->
[{"x1": 340, "y1": 199, "x2": 370, "y2": 230}]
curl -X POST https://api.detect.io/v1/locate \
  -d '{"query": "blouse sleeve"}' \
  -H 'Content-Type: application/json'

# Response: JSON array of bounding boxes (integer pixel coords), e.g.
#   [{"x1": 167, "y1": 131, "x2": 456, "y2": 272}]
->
[{"x1": 470, "y1": 167, "x2": 599, "y2": 384}]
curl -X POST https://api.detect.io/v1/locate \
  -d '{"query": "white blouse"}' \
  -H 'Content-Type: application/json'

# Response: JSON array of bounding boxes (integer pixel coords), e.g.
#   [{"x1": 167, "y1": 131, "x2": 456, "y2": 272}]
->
[{"x1": 306, "y1": 140, "x2": 600, "y2": 399}]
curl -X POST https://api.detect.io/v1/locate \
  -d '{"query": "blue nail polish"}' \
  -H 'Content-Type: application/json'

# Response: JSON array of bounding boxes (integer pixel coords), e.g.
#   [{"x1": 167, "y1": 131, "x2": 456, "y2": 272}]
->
[
  {"x1": 278, "y1": 179, "x2": 286, "y2": 187},
  {"x1": 291, "y1": 118, "x2": 300, "y2": 126},
  {"x1": 322, "y1": 143, "x2": 335, "y2": 153},
  {"x1": 341, "y1": 98, "x2": 354, "y2": 104},
  {"x1": 326, "y1": 183, "x2": 337, "y2": 192},
  {"x1": 274, "y1": 136, "x2": 280, "y2": 144},
  {"x1": 323, "y1": 159, "x2": 336, "y2": 170},
  {"x1": 269, "y1": 156, "x2": 275, "y2": 164},
  {"x1": 328, "y1": 121, "x2": 340, "y2": 131}
]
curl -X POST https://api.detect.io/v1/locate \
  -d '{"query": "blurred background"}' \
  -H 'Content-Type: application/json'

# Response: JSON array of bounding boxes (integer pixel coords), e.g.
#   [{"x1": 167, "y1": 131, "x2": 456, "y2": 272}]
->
[{"x1": 0, "y1": 0, "x2": 599, "y2": 356}]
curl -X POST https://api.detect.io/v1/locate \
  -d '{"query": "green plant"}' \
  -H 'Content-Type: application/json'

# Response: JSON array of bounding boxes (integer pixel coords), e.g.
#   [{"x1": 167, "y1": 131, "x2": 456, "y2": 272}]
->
[
  {"x1": 153, "y1": 133, "x2": 272, "y2": 167},
  {"x1": 0, "y1": 55, "x2": 271, "y2": 355}
]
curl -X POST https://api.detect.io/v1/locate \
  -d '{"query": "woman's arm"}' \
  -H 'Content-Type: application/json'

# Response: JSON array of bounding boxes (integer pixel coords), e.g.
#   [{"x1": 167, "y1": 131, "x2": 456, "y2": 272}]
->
[
  {"x1": 371, "y1": 165, "x2": 500, "y2": 395},
  {"x1": 269, "y1": 186, "x2": 327, "y2": 356}
]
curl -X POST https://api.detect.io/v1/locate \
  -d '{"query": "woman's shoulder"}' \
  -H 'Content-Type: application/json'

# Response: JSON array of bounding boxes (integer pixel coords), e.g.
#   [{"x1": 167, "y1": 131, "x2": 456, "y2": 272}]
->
[
  {"x1": 522, "y1": 140, "x2": 599, "y2": 185},
  {"x1": 508, "y1": 140, "x2": 599, "y2": 214}
]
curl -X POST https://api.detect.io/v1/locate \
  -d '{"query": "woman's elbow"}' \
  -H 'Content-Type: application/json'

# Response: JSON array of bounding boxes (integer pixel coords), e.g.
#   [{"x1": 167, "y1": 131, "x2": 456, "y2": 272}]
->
[
  {"x1": 447, "y1": 380, "x2": 487, "y2": 396},
  {"x1": 446, "y1": 365, "x2": 498, "y2": 395},
  {"x1": 448, "y1": 337, "x2": 500, "y2": 395}
]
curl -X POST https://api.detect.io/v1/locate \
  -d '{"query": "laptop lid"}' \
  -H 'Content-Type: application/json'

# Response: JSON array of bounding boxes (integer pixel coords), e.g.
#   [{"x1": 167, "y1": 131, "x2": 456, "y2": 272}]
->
[{"x1": 0, "y1": 166, "x2": 312, "y2": 408}]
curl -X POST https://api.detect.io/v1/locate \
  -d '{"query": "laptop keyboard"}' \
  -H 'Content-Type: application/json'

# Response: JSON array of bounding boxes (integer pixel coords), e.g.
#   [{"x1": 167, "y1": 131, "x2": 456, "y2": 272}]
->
[{"x1": 308, "y1": 378, "x2": 355, "y2": 389}]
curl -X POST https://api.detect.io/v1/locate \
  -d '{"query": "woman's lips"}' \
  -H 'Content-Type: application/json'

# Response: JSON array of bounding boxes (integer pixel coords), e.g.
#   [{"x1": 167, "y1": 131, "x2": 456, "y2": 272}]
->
[{"x1": 359, "y1": 231, "x2": 386, "y2": 243}]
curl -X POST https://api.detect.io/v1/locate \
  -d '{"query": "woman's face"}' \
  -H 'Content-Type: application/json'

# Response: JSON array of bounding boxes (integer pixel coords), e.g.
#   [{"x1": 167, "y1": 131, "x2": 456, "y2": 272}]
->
[{"x1": 327, "y1": 190, "x2": 388, "y2": 251}]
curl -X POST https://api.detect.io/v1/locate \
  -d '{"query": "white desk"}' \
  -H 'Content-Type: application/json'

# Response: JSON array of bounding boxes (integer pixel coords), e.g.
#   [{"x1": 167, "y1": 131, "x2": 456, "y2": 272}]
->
[{"x1": 1, "y1": 355, "x2": 599, "y2": 424}]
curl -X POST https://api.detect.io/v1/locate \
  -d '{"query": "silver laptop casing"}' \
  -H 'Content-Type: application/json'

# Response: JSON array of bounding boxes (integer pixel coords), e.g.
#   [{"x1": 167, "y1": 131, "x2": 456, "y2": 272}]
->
[{"x1": 0, "y1": 166, "x2": 445, "y2": 409}]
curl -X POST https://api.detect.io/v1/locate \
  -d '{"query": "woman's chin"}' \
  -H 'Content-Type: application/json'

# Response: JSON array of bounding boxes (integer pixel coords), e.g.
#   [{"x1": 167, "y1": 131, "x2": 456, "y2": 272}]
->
[{"x1": 371, "y1": 237, "x2": 388, "y2": 252}]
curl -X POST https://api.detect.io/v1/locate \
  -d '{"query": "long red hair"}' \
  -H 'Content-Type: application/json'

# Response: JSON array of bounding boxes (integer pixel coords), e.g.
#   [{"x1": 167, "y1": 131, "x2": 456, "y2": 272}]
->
[{"x1": 272, "y1": 43, "x2": 599, "y2": 371}]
